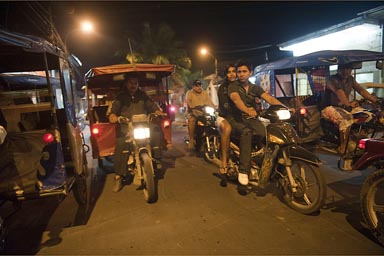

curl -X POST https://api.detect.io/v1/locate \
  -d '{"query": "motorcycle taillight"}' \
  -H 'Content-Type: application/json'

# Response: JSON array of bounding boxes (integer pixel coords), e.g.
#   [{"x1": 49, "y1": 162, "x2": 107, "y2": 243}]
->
[
  {"x1": 359, "y1": 139, "x2": 368, "y2": 149},
  {"x1": 42, "y1": 133, "x2": 54, "y2": 144},
  {"x1": 92, "y1": 127, "x2": 100, "y2": 135}
]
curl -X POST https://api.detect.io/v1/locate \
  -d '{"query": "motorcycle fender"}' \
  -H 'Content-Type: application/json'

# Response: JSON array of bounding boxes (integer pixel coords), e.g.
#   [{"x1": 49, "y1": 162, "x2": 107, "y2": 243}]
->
[
  {"x1": 352, "y1": 152, "x2": 384, "y2": 170},
  {"x1": 138, "y1": 146, "x2": 150, "y2": 156},
  {"x1": 287, "y1": 145, "x2": 321, "y2": 166}
]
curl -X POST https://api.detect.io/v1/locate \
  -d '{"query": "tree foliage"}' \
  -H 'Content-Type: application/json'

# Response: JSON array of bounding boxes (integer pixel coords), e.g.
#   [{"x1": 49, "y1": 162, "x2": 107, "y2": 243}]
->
[{"x1": 118, "y1": 22, "x2": 200, "y2": 91}]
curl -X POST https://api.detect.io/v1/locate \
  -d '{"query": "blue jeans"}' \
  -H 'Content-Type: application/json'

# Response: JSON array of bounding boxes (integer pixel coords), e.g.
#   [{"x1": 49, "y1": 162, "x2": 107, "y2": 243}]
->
[{"x1": 230, "y1": 118, "x2": 265, "y2": 175}]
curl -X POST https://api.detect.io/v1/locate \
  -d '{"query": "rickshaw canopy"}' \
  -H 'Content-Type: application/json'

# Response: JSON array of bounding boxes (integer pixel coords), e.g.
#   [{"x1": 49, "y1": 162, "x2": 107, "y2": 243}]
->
[
  {"x1": 85, "y1": 64, "x2": 175, "y2": 95},
  {"x1": 0, "y1": 29, "x2": 77, "y2": 73},
  {"x1": 254, "y1": 50, "x2": 384, "y2": 73}
]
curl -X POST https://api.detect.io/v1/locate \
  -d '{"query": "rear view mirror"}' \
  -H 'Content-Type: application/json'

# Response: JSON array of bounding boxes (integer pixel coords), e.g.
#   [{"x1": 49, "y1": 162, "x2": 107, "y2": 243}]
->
[
  {"x1": 350, "y1": 62, "x2": 362, "y2": 69},
  {"x1": 376, "y1": 60, "x2": 383, "y2": 70}
]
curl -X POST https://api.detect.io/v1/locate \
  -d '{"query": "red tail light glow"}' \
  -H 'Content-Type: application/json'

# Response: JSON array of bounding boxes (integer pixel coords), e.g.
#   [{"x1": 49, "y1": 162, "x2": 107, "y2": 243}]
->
[
  {"x1": 163, "y1": 120, "x2": 170, "y2": 128},
  {"x1": 42, "y1": 133, "x2": 54, "y2": 143},
  {"x1": 92, "y1": 127, "x2": 100, "y2": 135},
  {"x1": 359, "y1": 139, "x2": 368, "y2": 149},
  {"x1": 170, "y1": 106, "x2": 176, "y2": 112},
  {"x1": 299, "y1": 108, "x2": 307, "y2": 115}
]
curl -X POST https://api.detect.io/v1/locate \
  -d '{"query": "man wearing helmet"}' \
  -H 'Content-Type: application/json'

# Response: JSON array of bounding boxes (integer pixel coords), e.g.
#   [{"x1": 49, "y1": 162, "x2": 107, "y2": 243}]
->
[{"x1": 185, "y1": 79, "x2": 215, "y2": 150}]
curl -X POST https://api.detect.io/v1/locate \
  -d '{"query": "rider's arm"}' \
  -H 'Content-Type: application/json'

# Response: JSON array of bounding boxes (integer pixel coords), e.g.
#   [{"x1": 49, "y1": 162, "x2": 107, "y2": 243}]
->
[
  {"x1": 229, "y1": 92, "x2": 256, "y2": 116},
  {"x1": 108, "y1": 98, "x2": 121, "y2": 123},
  {"x1": 353, "y1": 82, "x2": 378, "y2": 103},
  {"x1": 327, "y1": 80, "x2": 352, "y2": 107},
  {"x1": 261, "y1": 92, "x2": 284, "y2": 106}
]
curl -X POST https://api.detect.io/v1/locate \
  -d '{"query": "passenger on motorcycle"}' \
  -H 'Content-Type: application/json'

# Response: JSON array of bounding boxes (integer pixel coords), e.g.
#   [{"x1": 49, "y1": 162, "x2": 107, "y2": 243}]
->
[
  {"x1": 320, "y1": 63, "x2": 380, "y2": 154},
  {"x1": 228, "y1": 60, "x2": 285, "y2": 186},
  {"x1": 217, "y1": 64, "x2": 236, "y2": 182},
  {"x1": 109, "y1": 74, "x2": 165, "y2": 192},
  {"x1": 185, "y1": 79, "x2": 215, "y2": 150}
]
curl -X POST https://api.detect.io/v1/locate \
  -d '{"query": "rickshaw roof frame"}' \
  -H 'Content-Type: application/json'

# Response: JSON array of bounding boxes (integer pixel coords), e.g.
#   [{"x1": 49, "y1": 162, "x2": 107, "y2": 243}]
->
[
  {"x1": 254, "y1": 50, "x2": 384, "y2": 74},
  {"x1": 0, "y1": 29, "x2": 77, "y2": 73},
  {"x1": 85, "y1": 63, "x2": 175, "y2": 95}
]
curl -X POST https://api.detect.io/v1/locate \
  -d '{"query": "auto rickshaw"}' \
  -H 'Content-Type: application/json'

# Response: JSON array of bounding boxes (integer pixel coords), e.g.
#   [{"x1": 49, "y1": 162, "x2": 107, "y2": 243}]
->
[
  {"x1": 84, "y1": 64, "x2": 175, "y2": 170},
  {"x1": 0, "y1": 29, "x2": 88, "y2": 251},
  {"x1": 253, "y1": 50, "x2": 384, "y2": 145}
]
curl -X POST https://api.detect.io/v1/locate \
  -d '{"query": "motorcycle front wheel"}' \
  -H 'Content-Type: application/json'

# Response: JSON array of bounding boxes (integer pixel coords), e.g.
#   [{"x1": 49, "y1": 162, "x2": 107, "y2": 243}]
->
[
  {"x1": 360, "y1": 168, "x2": 384, "y2": 246},
  {"x1": 140, "y1": 152, "x2": 156, "y2": 203},
  {"x1": 202, "y1": 135, "x2": 220, "y2": 164},
  {"x1": 282, "y1": 160, "x2": 326, "y2": 215}
]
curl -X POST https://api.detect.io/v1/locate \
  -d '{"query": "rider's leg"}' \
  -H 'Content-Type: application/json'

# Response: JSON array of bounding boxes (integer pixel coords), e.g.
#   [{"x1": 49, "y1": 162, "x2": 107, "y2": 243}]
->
[
  {"x1": 112, "y1": 136, "x2": 127, "y2": 192},
  {"x1": 219, "y1": 119, "x2": 232, "y2": 174},
  {"x1": 238, "y1": 127, "x2": 253, "y2": 185},
  {"x1": 187, "y1": 115, "x2": 196, "y2": 149}
]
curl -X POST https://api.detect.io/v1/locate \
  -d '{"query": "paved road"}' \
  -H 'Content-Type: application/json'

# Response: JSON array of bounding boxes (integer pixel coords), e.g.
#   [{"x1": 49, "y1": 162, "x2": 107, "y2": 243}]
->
[{"x1": 2, "y1": 122, "x2": 384, "y2": 254}]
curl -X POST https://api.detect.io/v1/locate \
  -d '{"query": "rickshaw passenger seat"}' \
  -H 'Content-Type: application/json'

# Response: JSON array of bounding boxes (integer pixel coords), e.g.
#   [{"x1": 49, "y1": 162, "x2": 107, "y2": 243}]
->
[{"x1": 93, "y1": 105, "x2": 109, "y2": 123}]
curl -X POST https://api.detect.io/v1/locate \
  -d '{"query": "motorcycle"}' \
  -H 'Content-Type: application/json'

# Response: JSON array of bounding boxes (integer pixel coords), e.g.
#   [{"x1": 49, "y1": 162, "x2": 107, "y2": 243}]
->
[
  {"x1": 317, "y1": 99, "x2": 384, "y2": 154},
  {"x1": 118, "y1": 113, "x2": 165, "y2": 203},
  {"x1": 337, "y1": 128, "x2": 384, "y2": 246},
  {"x1": 185, "y1": 105, "x2": 221, "y2": 163},
  {"x1": 227, "y1": 105, "x2": 327, "y2": 215}
]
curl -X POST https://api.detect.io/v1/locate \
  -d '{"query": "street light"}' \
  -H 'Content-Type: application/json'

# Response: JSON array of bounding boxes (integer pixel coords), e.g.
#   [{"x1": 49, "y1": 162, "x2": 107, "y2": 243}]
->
[
  {"x1": 200, "y1": 47, "x2": 218, "y2": 77},
  {"x1": 64, "y1": 20, "x2": 94, "y2": 53}
]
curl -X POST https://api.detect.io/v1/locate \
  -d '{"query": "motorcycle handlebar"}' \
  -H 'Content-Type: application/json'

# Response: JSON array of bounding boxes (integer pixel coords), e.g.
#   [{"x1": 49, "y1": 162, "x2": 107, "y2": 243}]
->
[{"x1": 117, "y1": 112, "x2": 167, "y2": 124}]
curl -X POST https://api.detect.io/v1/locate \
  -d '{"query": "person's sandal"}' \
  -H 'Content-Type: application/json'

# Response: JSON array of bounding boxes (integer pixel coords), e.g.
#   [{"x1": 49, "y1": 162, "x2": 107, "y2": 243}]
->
[{"x1": 219, "y1": 166, "x2": 228, "y2": 187}]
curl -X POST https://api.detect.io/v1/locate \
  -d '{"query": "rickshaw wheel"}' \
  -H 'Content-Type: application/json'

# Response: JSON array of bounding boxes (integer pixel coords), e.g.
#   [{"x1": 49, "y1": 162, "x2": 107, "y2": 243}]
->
[
  {"x1": 73, "y1": 163, "x2": 88, "y2": 205},
  {"x1": 0, "y1": 217, "x2": 7, "y2": 254}
]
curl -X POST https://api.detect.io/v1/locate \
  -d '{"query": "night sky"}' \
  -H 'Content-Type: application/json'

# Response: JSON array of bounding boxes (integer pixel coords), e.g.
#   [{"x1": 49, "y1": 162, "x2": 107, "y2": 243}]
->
[{"x1": 1, "y1": 1, "x2": 383, "y2": 75}]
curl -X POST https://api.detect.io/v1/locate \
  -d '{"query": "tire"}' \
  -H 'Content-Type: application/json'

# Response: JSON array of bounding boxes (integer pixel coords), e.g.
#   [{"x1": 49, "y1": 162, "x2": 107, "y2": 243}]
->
[
  {"x1": 282, "y1": 160, "x2": 326, "y2": 215},
  {"x1": 202, "y1": 135, "x2": 220, "y2": 163},
  {"x1": 141, "y1": 152, "x2": 156, "y2": 203},
  {"x1": 0, "y1": 217, "x2": 7, "y2": 254},
  {"x1": 73, "y1": 160, "x2": 88, "y2": 205},
  {"x1": 360, "y1": 168, "x2": 384, "y2": 246}
]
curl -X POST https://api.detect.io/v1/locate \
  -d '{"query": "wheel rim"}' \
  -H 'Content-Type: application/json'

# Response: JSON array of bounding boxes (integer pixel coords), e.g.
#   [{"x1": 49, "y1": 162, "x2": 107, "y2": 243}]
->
[
  {"x1": 287, "y1": 161, "x2": 322, "y2": 209},
  {"x1": 366, "y1": 178, "x2": 384, "y2": 230}
]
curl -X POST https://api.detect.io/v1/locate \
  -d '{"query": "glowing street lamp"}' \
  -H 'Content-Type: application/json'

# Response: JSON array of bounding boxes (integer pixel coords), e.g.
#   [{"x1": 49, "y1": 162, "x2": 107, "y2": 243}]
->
[
  {"x1": 200, "y1": 47, "x2": 218, "y2": 77},
  {"x1": 64, "y1": 20, "x2": 94, "y2": 53}
]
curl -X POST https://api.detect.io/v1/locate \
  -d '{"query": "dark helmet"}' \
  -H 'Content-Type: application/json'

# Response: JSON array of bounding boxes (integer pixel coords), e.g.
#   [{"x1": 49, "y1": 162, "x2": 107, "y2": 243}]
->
[{"x1": 193, "y1": 80, "x2": 202, "y2": 86}]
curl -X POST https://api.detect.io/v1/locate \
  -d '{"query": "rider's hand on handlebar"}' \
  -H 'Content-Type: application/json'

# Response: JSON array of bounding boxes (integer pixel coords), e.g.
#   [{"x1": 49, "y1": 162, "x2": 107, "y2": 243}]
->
[
  {"x1": 350, "y1": 100, "x2": 359, "y2": 108},
  {"x1": 246, "y1": 107, "x2": 257, "y2": 118}
]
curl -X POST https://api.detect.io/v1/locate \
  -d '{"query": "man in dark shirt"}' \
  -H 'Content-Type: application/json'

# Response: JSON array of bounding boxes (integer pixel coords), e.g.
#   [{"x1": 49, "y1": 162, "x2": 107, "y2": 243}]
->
[
  {"x1": 109, "y1": 75, "x2": 164, "y2": 192},
  {"x1": 228, "y1": 60, "x2": 284, "y2": 186},
  {"x1": 320, "y1": 63, "x2": 379, "y2": 153}
]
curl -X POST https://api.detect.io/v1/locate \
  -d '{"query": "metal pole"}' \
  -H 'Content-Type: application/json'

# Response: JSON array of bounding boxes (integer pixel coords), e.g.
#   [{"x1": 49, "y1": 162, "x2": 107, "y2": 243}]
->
[{"x1": 214, "y1": 57, "x2": 218, "y2": 77}]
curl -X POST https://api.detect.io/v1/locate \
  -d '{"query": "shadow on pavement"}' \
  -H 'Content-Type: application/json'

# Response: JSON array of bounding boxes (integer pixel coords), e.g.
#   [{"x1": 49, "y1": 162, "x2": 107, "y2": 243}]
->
[
  {"x1": 1, "y1": 162, "x2": 108, "y2": 254},
  {"x1": 325, "y1": 174, "x2": 382, "y2": 247}
]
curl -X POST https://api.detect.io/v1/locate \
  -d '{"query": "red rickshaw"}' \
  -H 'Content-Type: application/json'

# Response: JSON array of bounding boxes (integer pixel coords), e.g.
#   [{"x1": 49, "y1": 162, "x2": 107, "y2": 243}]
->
[{"x1": 84, "y1": 64, "x2": 175, "y2": 170}]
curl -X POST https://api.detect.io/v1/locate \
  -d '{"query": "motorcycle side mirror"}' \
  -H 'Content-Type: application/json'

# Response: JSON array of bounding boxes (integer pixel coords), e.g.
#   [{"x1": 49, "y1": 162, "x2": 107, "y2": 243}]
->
[{"x1": 376, "y1": 60, "x2": 383, "y2": 70}]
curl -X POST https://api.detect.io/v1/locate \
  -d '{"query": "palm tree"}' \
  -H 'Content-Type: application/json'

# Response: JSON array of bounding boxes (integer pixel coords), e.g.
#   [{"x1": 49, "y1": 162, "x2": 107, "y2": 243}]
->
[{"x1": 119, "y1": 22, "x2": 200, "y2": 90}]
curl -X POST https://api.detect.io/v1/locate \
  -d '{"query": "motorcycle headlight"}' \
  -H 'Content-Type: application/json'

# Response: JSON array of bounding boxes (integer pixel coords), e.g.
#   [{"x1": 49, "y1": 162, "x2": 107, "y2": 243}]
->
[
  {"x1": 133, "y1": 127, "x2": 150, "y2": 139},
  {"x1": 204, "y1": 106, "x2": 215, "y2": 115},
  {"x1": 276, "y1": 109, "x2": 291, "y2": 120}
]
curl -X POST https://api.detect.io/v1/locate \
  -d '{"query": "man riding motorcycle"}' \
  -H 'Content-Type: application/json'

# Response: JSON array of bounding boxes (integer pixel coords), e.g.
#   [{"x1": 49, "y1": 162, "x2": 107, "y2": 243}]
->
[
  {"x1": 320, "y1": 63, "x2": 380, "y2": 154},
  {"x1": 185, "y1": 80, "x2": 215, "y2": 150},
  {"x1": 109, "y1": 74, "x2": 165, "y2": 192}
]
